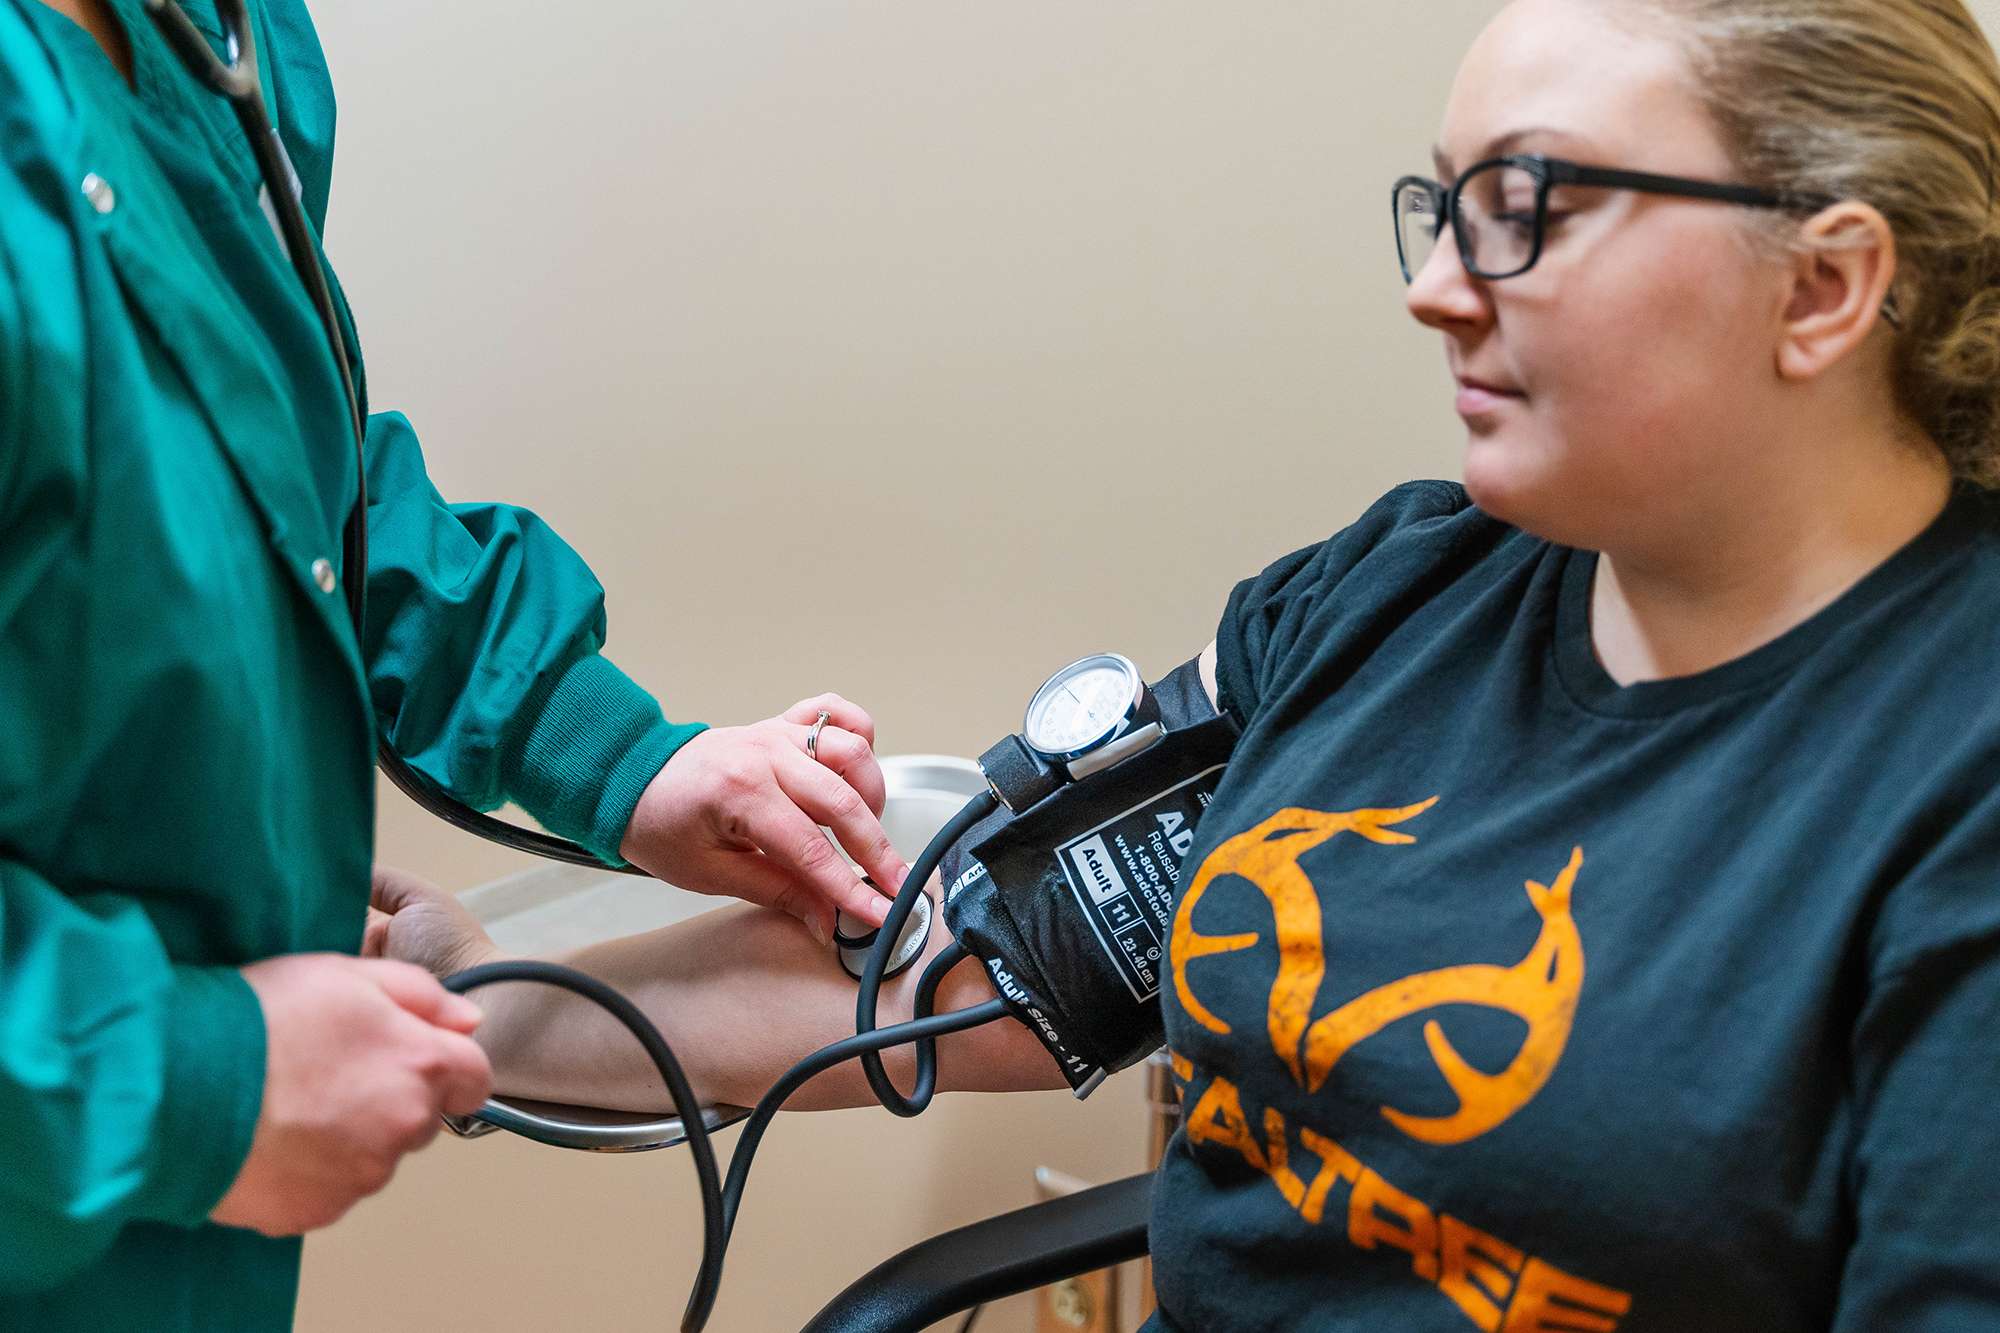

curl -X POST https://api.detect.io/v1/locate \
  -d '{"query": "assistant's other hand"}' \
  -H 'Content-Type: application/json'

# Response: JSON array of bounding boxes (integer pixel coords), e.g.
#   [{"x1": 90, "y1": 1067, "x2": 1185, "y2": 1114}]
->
[
  {"x1": 209, "y1": 953, "x2": 493, "y2": 1237},
  {"x1": 619, "y1": 693, "x2": 909, "y2": 943}
]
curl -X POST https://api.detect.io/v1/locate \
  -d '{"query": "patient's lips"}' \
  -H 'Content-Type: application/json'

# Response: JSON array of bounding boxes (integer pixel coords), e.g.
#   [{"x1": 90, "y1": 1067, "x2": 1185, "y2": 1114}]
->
[{"x1": 1454, "y1": 370, "x2": 1525, "y2": 419}]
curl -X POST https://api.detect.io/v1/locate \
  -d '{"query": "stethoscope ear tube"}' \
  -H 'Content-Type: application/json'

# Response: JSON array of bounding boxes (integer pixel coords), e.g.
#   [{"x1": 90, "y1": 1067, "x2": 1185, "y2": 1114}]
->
[
  {"x1": 141, "y1": 0, "x2": 259, "y2": 100},
  {"x1": 375, "y1": 744, "x2": 653, "y2": 872},
  {"x1": 147, "y1": 0, "x2": 656, "y2": 875}
]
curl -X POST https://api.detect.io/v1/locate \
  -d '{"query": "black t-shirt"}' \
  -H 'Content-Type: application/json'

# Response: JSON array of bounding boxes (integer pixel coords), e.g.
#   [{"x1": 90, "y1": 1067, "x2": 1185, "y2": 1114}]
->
[{"x1": 1146, "y1": 481, "x2": 2000, "y2": 1332}]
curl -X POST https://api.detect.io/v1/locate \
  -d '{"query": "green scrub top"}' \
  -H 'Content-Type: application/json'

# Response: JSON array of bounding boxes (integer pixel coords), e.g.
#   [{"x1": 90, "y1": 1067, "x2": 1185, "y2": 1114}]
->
[{"x1": 0, "y1": 0, "x2": 706, "y2": 1325}]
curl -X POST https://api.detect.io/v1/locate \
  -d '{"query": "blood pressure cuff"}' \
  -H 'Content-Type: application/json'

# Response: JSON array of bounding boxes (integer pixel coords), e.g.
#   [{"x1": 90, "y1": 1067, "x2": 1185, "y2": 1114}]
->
[{"x1": 940, "y1": 658, "x2": 1237, "y2": 1096}]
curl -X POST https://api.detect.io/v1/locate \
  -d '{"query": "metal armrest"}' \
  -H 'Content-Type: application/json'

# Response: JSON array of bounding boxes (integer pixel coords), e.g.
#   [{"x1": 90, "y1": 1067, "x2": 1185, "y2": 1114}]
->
[
  {"x1": 802, "y1": 1171, "x2": 1154, "y2": 1333},
  {"x1": 442, "y1": 1095, "x2": 750, "y2": 1153}
]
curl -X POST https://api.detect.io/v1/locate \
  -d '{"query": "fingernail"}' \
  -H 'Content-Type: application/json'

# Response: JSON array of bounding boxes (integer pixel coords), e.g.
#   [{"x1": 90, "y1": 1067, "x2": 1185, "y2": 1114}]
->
[
  {"x1": 806, "y1": 917, "x2": 830, "y2": 948},
  {"x1": 448, "y1": 996, "x2": 484, "y2": 1026}
]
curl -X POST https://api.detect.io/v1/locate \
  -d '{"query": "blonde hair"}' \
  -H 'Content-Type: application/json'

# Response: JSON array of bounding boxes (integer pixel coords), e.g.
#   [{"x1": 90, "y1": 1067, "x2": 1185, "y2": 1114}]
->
[{"x1": 1633, "y1": 0, "x2": 2000, "y2": 485}]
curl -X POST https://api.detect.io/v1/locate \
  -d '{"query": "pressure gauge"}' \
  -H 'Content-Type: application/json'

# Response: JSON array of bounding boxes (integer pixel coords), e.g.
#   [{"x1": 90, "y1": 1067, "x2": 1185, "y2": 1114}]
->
[
  {"x1": 1022, "y1": 653, "x2": 1145, "y2": 761},
  {"x1": 981, "y1": 652, "x2": 1169, "y2": 811}
]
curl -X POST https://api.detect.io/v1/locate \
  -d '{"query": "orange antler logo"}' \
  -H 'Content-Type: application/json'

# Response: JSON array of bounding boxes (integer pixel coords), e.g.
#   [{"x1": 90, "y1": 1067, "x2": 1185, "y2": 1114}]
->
[{"x1": 1171, "y1": 801, "x2": 1585, "y2": 1146}]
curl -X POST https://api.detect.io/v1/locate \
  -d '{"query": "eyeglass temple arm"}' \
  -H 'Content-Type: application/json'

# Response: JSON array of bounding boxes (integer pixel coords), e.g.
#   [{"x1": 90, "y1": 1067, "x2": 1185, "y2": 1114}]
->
[{"x1": 1536, "y1": 158, "x2": 1826, "y2": 212}]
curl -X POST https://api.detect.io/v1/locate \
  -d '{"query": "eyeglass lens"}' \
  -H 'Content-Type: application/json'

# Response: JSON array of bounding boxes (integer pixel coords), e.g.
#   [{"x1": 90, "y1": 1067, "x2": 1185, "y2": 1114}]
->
[{"x1": 1396, "y1": 161, "x2": 1543, "y2": 281}]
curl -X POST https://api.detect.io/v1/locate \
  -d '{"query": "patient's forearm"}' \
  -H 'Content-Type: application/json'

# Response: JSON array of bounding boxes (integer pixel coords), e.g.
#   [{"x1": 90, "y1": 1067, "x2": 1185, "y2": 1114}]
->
[
  {"x1": 467, "y1": 883, "x2": 1064, "y2": 1113},
  {"x1": 460, "y1": 646, "x2": 1216, "y2": 1115}
]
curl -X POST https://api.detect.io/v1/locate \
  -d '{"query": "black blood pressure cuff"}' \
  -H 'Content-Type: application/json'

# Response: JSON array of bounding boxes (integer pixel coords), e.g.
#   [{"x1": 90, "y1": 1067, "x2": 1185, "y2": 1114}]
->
[{"x1": 940, "y1": 659, "x2": 1237, "y2": 1096}]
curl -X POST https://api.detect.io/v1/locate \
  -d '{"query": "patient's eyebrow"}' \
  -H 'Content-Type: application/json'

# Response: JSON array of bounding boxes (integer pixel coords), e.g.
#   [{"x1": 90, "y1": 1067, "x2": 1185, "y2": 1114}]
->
[{"x1": 1431, "y1": 126, "x2": 1592, "y2": 177}]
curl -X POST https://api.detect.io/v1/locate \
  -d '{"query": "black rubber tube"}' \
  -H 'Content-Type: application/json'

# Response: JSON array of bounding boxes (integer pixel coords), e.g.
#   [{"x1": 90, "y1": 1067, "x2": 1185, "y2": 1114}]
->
[
  {"x1": 444, "y1": 960, "x2": 1009, "y2": 1332},
  {"x1": 440, "y1": 960, "x2": 726, "y2": 1331},
  {"x1": 855, "y1": 792, "x2": 998, "y2": 1114},
  {"x1": 692, "y1": 997, "x2": 1010, "y2": 1329}
]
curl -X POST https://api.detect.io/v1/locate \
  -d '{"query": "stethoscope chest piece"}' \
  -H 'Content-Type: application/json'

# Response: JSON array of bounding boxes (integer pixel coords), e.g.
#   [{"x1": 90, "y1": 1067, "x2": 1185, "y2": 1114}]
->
[{"x1": 834, "y1": 886, "x2": 932, "y2": 981}]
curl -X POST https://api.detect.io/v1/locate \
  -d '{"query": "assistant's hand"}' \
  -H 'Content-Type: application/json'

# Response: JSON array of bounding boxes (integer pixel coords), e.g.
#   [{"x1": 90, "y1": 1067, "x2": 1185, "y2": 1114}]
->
[
  {"x1": 619, "y1": 693, "x2": 908, "y2": 943},
  {"x1": 363, "y1": 863, "x2": 505, "y2": 979},
  {"x1": 209, "y1": 953, "x2": 494, "y2": 1237}
]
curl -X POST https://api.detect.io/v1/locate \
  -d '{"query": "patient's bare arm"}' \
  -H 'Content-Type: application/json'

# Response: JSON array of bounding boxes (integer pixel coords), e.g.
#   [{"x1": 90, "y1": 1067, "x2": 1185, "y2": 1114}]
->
[
  {"x1": 365, "y1": 866, "x2": 1065, "y2": 1114},
  {"x1": 364, "y1": 646, "x2": 1218, "y2": 1115}
]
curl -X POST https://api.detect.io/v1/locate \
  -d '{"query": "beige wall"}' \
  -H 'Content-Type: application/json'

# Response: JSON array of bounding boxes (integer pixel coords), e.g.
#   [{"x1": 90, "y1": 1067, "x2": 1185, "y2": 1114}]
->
[{"x1": 299, "y1": 2, "x2": 2000, "y2": 1330}]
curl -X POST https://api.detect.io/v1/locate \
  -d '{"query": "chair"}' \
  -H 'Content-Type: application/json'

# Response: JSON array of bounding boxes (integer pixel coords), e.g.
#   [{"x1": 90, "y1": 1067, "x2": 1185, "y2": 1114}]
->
[{"x1": 802, "y1": 1171, "x2": 1155, "y2": 1333}]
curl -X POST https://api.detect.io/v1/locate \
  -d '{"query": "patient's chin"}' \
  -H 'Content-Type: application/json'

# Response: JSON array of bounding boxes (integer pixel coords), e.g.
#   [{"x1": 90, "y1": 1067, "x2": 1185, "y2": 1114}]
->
[
  {"x1": 1461, "y1": 440, "x2": 1533, "y2": 524},
  {"x1": 1461, "y1": 446, "x2": 1589, "y2": 549}
]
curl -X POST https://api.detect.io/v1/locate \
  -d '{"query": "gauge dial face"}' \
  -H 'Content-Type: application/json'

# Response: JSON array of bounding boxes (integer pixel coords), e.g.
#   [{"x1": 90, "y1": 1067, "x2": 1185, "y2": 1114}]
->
[{"x1": 1023, "y1": 654, "x2": 1142, "y2": 759}]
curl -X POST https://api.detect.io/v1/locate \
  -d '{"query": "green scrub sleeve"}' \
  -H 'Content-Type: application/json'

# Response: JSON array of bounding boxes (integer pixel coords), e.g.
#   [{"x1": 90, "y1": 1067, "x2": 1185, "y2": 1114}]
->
[
  {"x1": 0, "y1": 30, "x2": 265, "y2": 1292},
  {"x1": 360, "y1": 410, "x2": 706, "y2": 864},
  {"x1": 0, "y1": 38, "x2": 258, "y2": 1290},
  {"x1": 0, "y1": 862, "x2": 265, "y2": 1292}
]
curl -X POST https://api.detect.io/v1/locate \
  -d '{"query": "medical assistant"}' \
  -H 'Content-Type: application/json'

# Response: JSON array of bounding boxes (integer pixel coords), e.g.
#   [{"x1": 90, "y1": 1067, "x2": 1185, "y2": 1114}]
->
[{"x1": 0, "y1": 0, "x2": 705, "y2": 1325}]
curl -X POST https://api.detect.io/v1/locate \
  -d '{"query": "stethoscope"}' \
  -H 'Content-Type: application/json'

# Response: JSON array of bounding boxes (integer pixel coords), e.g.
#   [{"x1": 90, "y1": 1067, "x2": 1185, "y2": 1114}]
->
[{"x1": 138, "y1": 4, "x2": 1165, "y2": 1326}]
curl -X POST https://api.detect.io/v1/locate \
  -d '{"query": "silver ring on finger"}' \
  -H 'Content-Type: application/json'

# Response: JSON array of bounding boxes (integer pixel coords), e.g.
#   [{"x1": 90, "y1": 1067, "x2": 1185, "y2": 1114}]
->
[{"x1": 806, "y1": 709, "x2": 831, "y2": 762}]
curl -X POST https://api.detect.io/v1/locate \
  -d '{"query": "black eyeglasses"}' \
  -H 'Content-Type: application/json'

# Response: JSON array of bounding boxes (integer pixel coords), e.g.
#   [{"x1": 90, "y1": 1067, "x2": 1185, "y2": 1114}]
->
[{"x1": 1392, "y1": 153, "x2": 1832, "y2": 284}]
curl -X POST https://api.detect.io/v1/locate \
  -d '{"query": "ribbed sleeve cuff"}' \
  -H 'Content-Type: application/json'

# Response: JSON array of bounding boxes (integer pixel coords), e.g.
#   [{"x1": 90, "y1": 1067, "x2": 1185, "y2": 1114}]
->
[
  {"x1": 504, "y1": 652, "x2": 708, "y2": 865},
  {"x1": 130, "y1": 965, "x2": 267, "y2": 1228}
]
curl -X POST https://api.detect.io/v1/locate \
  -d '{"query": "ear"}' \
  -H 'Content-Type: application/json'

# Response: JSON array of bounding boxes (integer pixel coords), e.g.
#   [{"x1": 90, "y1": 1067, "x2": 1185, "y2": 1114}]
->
[{"x1": 1776, "y1": 202, "x2": 1899, "y2": 383}]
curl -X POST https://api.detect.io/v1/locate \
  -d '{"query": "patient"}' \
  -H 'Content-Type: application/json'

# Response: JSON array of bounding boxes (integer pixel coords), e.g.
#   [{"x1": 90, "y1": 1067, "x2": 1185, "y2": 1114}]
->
[{"x1": 369, "y1": 1, "x2": 2000, "y2": 1327}]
